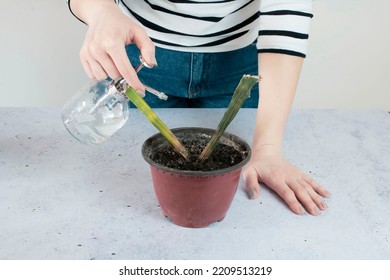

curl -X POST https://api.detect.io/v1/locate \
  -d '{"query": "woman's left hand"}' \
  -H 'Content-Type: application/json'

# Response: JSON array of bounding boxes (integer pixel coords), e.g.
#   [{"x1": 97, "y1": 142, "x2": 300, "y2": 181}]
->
[{"x1": 242, "y1": 146, "x2": 330, "y2": 215}]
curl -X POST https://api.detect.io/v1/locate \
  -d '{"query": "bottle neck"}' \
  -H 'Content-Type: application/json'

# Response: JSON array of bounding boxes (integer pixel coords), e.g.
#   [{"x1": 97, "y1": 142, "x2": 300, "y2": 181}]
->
[{"x1": 110, "y1": 78, "x2": 129, "y2": 102}]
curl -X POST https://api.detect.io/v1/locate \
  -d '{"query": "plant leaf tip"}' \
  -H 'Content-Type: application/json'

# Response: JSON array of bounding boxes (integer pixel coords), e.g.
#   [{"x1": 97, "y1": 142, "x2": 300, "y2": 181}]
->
[{"x1": 243, "y1": 74, "x2": 262, "y2": 82}]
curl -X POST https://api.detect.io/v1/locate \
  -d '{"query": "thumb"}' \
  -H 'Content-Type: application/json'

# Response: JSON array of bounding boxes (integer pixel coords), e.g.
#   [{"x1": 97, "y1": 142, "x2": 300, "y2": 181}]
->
[
  {"x1": 242, "y1": 168, "x2": 261, "y2": 200},
  {"x1": 132, "y1": 27, "x2": 157, "y2": 67},
  {"x1": 140, "y1": 46, "x2": 157, "y2": 67}
]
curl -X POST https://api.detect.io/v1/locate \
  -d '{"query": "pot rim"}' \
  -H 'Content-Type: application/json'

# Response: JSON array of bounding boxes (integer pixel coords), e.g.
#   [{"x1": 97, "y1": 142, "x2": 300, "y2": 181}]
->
[{"x1": 141, "y1": 127, "x2": 251, "y2": 176}]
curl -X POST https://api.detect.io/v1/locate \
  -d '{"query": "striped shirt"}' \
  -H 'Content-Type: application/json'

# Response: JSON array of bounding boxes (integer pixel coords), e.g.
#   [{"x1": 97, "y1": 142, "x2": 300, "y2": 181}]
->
[{"x1": 69, "y1": 0, "x2": 314, "y2": 57}]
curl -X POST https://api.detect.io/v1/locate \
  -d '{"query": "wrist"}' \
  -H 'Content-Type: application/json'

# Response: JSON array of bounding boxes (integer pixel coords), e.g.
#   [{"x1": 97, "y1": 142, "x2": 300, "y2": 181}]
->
[
  {"x1": 252, "y1": 142, "x2": 282, "y2": 153},
  {"x1": 252, "y1": 112, "x2": 284, "y2": 152},
  {"x1": 250, "y1": 144, "x2": 284, "y2": 164}
]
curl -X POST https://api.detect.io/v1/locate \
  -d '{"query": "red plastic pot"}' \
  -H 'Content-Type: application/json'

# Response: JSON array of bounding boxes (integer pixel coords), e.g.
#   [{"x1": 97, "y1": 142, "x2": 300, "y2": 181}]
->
[{"x1": 142, "y1": 127, "x2": 251, "y2": 228}]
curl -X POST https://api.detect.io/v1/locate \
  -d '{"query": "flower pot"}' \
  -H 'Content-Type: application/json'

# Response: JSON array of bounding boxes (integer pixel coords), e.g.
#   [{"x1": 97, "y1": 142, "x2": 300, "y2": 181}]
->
[{"x1": 141, "y1": 127, "x2": 251, "y2": 228}]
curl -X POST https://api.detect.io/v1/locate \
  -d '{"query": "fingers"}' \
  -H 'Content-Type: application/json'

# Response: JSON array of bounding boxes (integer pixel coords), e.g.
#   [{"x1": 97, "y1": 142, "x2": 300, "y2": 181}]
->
[
  {"x1": 303, "y1": 175, "x2": 331, "y2": 197},
  {"x1": 249, "y1": 168, "x2": 329, "y2": 216},
  {"x1": 80, "y1": 44, "x2": 110, "y2": 80},
  {"x1": 132, "y1": 26, "x2": 157, "y2": 66},
  {"x1": 281, "y1": 174, "x2": 330, "y2": 216},
  {"x1": 298, "y1": 177, "x2": 329, "y2": 210},
  {"x1": 107, "y1": 35, "x2": 156, "y2": 93},
  {"x1": 81, "y1": 56, "x2": 107, "y2": 81},
  {"x1": 270, "y1": 178, "x2": 305, "y2": 215},
  {"x1": 80, "y1": 42, "x2": 146, "y2": 94},
  {"x1": 79, "y1": 22, "x2": 156, "y2": 94},
  {"x1": 80, "y1": 57, "x2": 94, "y2": 80},
  {"x1": 243, "y1": 168, "x2": 261, "y2": 200},
  {"x1": 243, "y1": 150, "x2": 330, "y2": 216},
  {"x1": 107, "y1": 44, "x2": 144, "y2": 90},
  {"x1": 94, "y1": 52, "x2": 121, "y2": 80},
  {"x1": 243, "y1": 166, "x2": 315, "y2": 216},
  {"x1": 288, "y1": 178, "x2": 322, "y2": 215}
]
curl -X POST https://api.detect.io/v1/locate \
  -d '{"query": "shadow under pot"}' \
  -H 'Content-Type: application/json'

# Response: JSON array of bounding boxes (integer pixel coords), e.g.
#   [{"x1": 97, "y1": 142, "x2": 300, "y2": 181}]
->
[{"x1": 141, "y1": 127, "x2": 251, "y2": 228}]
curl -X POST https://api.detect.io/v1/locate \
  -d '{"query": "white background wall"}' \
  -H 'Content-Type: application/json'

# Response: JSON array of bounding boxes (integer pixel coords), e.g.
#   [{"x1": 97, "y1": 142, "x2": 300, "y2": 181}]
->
[{"x1": 0, "y1": 0, "x2": 389, "y2": 109}]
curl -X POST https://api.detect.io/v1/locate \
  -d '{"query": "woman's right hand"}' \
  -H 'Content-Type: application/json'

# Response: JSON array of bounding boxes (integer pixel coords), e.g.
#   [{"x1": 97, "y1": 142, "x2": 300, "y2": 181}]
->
[{"x1": 71, "y1": 0, "x2": 156, "y2": 94}]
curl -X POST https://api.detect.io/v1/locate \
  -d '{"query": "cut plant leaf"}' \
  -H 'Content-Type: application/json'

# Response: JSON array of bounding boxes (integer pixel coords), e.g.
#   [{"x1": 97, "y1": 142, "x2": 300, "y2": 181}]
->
[
  {"x1": 124, "y1": 87, "x2": 189, "y2": 160},
  {"x1": 198, "y1": 74, "x2": 260, "y2": 163}
]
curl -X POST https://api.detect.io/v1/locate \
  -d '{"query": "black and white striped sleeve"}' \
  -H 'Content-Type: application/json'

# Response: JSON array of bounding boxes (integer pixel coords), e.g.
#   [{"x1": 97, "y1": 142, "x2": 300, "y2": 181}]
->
[{"x1": 257, "y1": 0, "x2": 314, "y2": 58}]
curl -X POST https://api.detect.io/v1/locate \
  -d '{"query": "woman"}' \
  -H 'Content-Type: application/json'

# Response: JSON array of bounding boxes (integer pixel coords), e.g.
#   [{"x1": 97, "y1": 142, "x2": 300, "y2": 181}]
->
[{"x1": 67, "y1": 0, "x2": 330, "y2": 215}]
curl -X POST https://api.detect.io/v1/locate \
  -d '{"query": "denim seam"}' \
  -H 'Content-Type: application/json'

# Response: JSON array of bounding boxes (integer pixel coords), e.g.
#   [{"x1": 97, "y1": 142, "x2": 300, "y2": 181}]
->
[{"x1": 188, "y1": 53, "x2": 194, "y2": 98}]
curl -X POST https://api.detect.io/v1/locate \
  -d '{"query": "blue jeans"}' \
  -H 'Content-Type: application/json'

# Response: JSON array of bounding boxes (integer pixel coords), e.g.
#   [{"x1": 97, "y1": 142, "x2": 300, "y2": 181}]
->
[{"x1": 126, "y1": 44, "x2": 259, "y2": 108}]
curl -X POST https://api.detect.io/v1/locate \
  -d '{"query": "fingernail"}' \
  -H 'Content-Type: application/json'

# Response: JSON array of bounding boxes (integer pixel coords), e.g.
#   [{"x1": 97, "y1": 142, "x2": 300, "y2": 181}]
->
[
  {"x1": 299, "y1": 205, "x2": 305, "y2": 215},
  {"x1": 321, "y1": 200, "x2": 328, "y2": 209},
  {"x1": 313, "y1": 206, "x2": 321, "y2": 216},
  {"x1": 248, "y1": 189, "x2": 257, "y2": 200},
  {"x1": 137, "y1": 89, "x2": 145, "y2": 98},
  {"x1": 150, "y1": 56, "x2": 157, "y2": 67}
]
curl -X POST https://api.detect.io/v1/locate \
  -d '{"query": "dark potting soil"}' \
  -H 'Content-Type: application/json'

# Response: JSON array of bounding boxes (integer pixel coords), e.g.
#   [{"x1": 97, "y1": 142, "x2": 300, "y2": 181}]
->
[{"x1": 149, "y1": 135, "x2": 245, "y2": 171}]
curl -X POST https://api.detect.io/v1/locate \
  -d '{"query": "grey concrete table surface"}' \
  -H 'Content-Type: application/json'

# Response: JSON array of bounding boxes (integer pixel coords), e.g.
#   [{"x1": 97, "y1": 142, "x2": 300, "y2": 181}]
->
[{"x1": 0, "y1": 107, "x2": 389, "y2": 260}]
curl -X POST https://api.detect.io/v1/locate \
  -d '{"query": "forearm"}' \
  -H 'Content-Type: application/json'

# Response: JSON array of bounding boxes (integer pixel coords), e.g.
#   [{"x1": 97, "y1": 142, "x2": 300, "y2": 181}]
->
[
  {"x1": 69, "y1": 0, "x2": 118, "y2": 25},
  {"x1": 244, "y1": 53, "x2": 329, "y2": 215},
  {"x1": 253, "y1": 53, "x2": 304, "y2": 151}
]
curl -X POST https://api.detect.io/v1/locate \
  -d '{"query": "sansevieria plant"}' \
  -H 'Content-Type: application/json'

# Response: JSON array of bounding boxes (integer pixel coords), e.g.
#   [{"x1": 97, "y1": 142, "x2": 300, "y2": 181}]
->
[{"x1": 125, "y1": 74, "x2": 259, "y2": 164}]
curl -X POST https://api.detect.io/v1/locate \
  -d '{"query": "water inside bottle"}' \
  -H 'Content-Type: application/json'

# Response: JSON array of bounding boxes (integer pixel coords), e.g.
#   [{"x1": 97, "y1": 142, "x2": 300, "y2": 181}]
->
[
  {"x1": 64, "y1": 99, "x2": 128, "y2": 145},
  {"x1": 62, "y1": 80, "x2": 129, "y2": 145}
]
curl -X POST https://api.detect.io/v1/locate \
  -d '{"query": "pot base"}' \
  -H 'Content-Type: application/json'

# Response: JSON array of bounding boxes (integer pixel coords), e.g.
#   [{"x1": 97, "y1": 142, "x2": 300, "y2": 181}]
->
[
  {"x1": 150, "y1": 165, "x2": 241, "y2": 228},
  {"x1": 163, "y1": 213, "x2": 226, "y2": 228}
]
